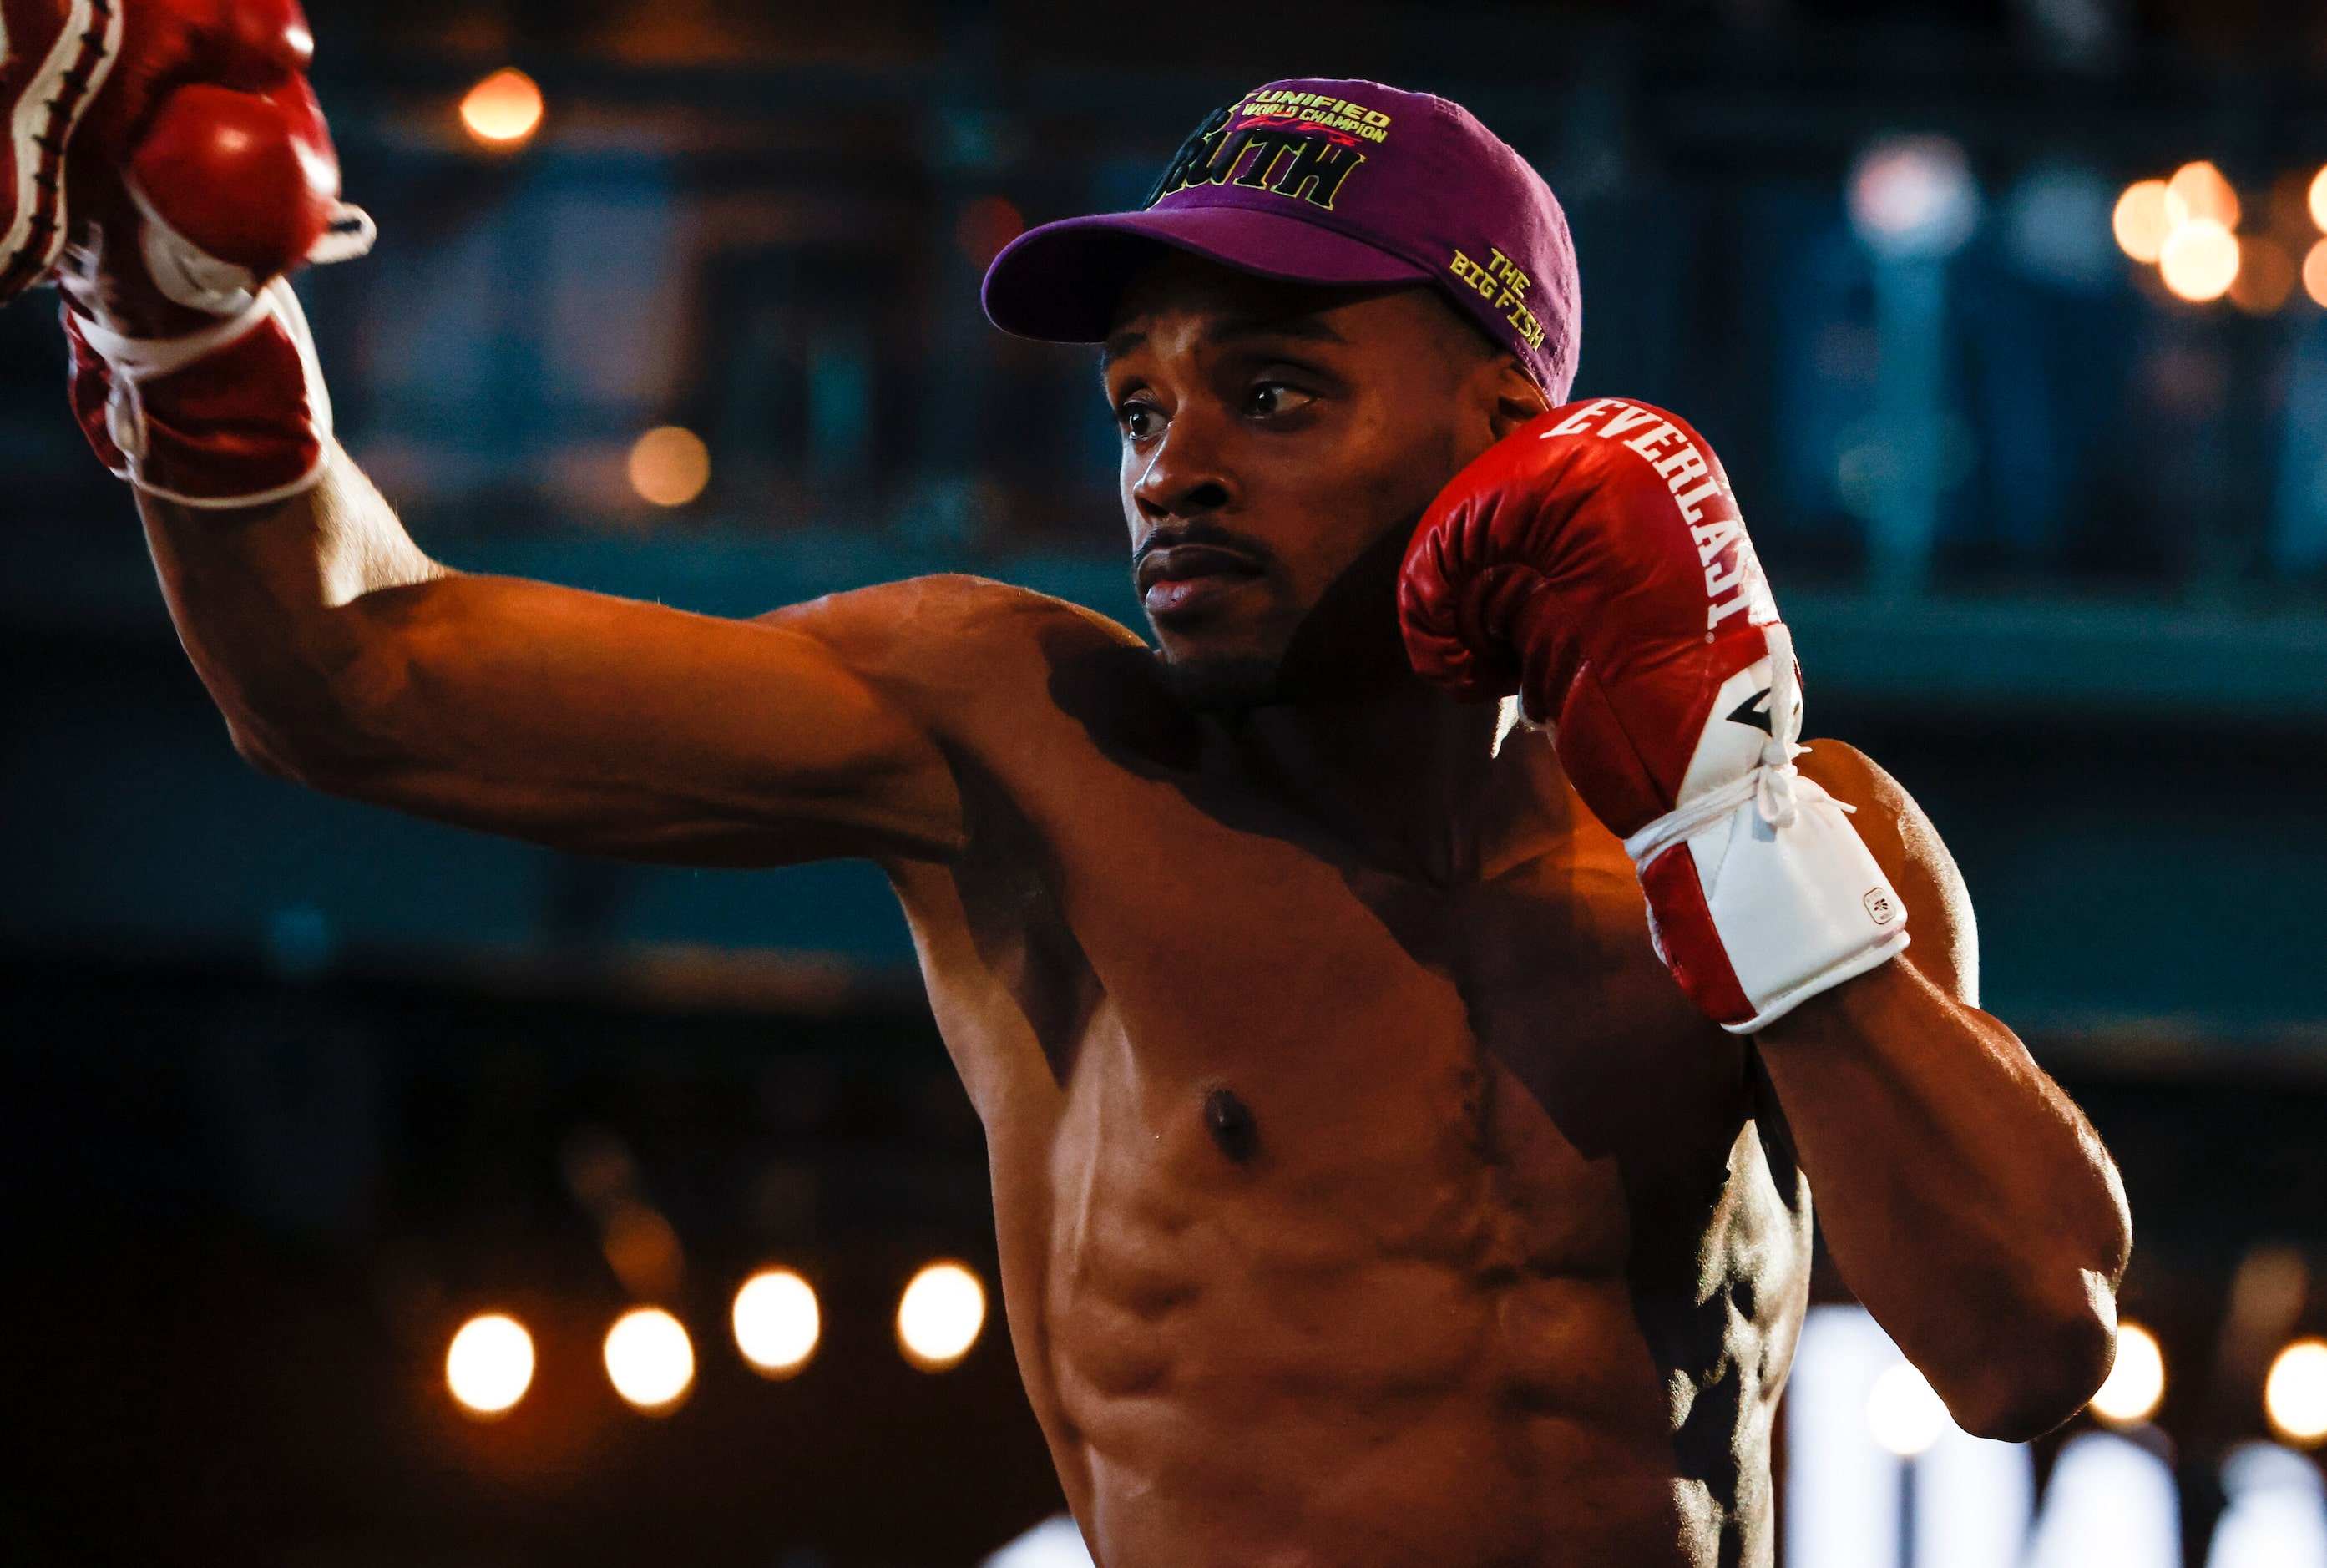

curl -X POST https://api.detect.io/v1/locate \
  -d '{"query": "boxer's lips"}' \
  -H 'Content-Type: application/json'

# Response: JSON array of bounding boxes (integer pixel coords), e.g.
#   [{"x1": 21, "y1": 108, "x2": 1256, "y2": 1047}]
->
[{"x1": 1138, "y1": 544, "x2": 1267, "y2": 620}]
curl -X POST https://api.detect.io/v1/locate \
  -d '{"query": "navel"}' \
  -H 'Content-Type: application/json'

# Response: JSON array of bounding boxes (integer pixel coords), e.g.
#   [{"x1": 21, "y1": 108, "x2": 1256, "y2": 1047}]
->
[{"x1": 1203, "y1": 1085, "x2": 1259, "y2": 1164}]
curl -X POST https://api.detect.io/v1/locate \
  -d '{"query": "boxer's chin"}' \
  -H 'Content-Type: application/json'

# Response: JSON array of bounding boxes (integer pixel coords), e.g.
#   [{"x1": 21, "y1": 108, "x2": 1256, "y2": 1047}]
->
[{"x1": 1160, "y1": 650, "x2": 1282, "y2": 714}]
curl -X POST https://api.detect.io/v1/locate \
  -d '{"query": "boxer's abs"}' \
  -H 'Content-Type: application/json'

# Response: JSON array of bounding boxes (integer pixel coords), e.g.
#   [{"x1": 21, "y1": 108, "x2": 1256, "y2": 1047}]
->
[
  {"x1": 959, "y1": 987, "x2": 1808, "y2": 1568},
  {"x1": 1035, "y1": 1110, "x2": 1693, "y2": 1566}
]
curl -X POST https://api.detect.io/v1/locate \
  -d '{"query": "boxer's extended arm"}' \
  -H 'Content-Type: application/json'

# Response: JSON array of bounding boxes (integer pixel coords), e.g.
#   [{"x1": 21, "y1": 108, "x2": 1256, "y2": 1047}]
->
[
  {"x1": 45, "y1": 8, "x2": 956, "y2": 869},
  {"x1": 1759, "y1": 744, "x2": 2129, "y2": 1443},
  {"x1": 138, "y1": 453, "x2": 966, "y2": 866}
]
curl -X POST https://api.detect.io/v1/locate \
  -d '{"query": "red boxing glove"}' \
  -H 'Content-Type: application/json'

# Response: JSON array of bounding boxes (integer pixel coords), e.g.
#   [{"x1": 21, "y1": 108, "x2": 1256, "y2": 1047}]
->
[
  {"x1": 2, "y1": 0, "x2": 359, "y2": 306},
  {"x1": 1400, "y1": 397, "x2": 1909, "y2": 1033},
  {"x1": 48, "y1": 0, "x2": 372, "y2": 507}
]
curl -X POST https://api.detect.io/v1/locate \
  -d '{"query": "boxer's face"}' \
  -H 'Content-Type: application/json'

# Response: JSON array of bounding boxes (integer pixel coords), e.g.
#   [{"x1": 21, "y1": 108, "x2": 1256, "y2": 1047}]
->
[{"x1": 1104, "y1": 255, "x2": 1543, "y2": 712}]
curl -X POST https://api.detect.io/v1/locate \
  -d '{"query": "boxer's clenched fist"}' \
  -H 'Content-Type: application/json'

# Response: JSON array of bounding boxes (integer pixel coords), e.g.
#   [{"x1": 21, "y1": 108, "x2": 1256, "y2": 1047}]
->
[
  {"x1": 116, "y1": 82, "x2": 348, "y2": 311},
  {"x1": 1399, "y1": 397, "x2": 1910, "y2": 1032},
  {"x1": 38, "y1": 0, "x2": 372, "y2": 507}
]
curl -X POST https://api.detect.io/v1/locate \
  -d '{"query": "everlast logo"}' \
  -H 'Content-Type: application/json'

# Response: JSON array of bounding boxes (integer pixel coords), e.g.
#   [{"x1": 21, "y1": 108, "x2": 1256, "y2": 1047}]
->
[
  {"x1": 1146, "y1": 102, "x2": 1370, "y2": 212},
  {"x1": 1542, "y1": 399, "x2": 1778, "y2": 632}
]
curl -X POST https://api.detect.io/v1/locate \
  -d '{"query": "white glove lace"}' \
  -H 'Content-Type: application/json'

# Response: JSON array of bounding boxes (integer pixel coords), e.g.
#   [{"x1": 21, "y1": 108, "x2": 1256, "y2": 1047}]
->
[{"x1": 1621, "y1": 622, "x2": 1848, "y2": 869}]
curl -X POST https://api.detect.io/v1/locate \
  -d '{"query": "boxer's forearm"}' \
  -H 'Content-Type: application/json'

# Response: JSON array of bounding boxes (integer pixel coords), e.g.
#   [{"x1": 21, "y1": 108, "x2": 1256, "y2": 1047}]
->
[
  {"x1": 136, "y1": 449, "x2": 965, "y2": 864},
  {"x1": 1757, "y1": 959, "x2": 2129, "y2": 1441},
  {"x1": 139, "y1": 449, "x2": 444, "y2": 779}
]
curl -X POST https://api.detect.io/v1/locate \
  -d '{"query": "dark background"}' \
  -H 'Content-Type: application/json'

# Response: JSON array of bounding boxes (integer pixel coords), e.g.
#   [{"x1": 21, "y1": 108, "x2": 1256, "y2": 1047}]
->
[{"x1": 8, "y1": 0, "x2": 2327, "y2": 1561}]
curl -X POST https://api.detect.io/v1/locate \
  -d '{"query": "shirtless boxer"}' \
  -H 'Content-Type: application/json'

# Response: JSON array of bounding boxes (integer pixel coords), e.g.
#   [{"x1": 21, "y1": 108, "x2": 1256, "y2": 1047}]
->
[{"x1": 9, "y1": 7, "x2": 2130, "y2": 1561}]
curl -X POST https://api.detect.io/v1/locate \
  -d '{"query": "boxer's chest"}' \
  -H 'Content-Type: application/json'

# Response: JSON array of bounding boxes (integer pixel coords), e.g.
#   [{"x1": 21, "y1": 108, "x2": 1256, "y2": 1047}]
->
[{"x1": 954, "y1": 744, "x2": 1746, "y2": 1279}]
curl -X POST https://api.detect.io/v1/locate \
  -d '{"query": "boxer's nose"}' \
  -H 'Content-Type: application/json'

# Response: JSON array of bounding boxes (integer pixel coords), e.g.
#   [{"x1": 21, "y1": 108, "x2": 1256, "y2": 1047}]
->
[{"x1": 1130, "y1": 407, "x2": 1238, "y2": 525}]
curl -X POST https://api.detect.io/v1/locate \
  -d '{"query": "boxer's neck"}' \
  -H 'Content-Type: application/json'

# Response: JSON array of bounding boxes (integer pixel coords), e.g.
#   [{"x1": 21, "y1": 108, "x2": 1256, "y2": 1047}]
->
[{"x1": 1216, "y1": 675, "x2": 1564, "y2": 885}]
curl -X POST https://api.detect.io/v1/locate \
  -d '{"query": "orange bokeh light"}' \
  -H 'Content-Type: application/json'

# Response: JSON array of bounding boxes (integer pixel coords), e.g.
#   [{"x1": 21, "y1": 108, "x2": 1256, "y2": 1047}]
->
[
  {"x1": 2163, "y1": 160, "x2": 2239, "y2": 230},
  {"x1": 2231, "y1": 235, "x2": 2295, "y2": 314},
  {"x1": 445, "y1": 1313, "x2": 534, "y2": 1416},
  {"x1": 897, "y1": 1261, "x2": 986, "y2": 1371},
  {"x1": 605, "y1": 1307, "x2": 695, "y2": 1412},
  {"x1": 628, "y1": 427, "x2": 711, "y2": 508},
  {"x1": 2304, "y1": 240, "x2": 2327, "y2": 308},
  {"x1": 2113, "y1": 180, "x2": 2172, "y2": 264},
  {"x1": 734, "y1": 1269, "x2": 821, "y2": 1377},
  {"x1": 460, "y1": 68, "x2": 544, "y2": 147},
  {"x1": 2160, "y1": 219, "x2": 2240, "y2": 302}
]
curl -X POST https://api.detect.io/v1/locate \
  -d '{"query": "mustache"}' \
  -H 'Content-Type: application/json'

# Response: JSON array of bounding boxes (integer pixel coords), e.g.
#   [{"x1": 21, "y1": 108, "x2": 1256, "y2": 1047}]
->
[{"x1": 1131, "y1": 519, "x2": 1280, "y2": 582}]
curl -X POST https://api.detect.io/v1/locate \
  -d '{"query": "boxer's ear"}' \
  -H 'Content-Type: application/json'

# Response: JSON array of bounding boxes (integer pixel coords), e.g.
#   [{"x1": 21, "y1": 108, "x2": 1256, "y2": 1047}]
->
[
  {"x1": 1453, "y1": 353, "x2": 1548, "y2": 466},
  {"x1": 1423, "y1": 289, "x2": 1541, "y2": 453},
  {"x1": 1486, "y1": 357, "x2": 1550, "y2": 440}
]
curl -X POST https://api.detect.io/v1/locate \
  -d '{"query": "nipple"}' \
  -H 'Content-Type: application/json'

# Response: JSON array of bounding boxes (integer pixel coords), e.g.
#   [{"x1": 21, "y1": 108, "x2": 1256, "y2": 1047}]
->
[{"x1": 1203, "y1": 1085, "x2": 1259, "y2": 1164}]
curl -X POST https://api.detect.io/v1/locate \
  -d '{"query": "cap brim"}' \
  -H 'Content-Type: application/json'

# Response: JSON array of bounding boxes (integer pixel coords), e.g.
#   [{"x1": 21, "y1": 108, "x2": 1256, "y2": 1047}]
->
[{"x1": 981, "y1": 205, "x2": 1432, "y2": 343}]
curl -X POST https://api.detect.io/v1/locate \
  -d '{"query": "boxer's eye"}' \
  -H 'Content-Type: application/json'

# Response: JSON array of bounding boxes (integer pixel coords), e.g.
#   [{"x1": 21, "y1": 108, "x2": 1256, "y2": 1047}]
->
[
  {"x1": 1118, "y1": 399, "x2": 1166, "y2": 441},
  {"x1": 1244, "y1": 382, "x2": 1314, "y2": 420}
]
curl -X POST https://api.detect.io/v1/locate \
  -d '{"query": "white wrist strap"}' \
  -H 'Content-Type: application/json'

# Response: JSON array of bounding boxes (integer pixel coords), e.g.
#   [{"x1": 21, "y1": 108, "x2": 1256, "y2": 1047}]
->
[
  {"x1": 75, "y1": 278, "x2": 336, "y2": 509},
  {"x1": 1621, "y1": 622, "x2": 1834, "y2": 870},
  {"x1": 73, "y1": 286, "x2": 277, "y2": 379}
]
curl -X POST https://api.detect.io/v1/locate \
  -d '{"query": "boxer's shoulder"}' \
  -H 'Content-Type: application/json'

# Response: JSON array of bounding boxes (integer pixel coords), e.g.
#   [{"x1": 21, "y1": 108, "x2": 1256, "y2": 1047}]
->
[
  {"x1": 761, "y1": 570, "x2": 1132, "y2": 644},
  {"x1": 1792, "y1": 736, "x2": 1897, "y2": 814},
  {"x1": 761, "y1": 573, "x2": 1151, "y2": 710}
]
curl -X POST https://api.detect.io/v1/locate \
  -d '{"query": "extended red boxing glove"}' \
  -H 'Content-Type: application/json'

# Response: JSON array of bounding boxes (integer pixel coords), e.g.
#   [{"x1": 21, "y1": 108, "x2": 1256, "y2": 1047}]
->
[
  {"x1": 44, "y1": 0, "x2": 372, "y2": 507},
  {"x1": 1399, "y1": 397, "x2": 1909, "y2": 1033}
]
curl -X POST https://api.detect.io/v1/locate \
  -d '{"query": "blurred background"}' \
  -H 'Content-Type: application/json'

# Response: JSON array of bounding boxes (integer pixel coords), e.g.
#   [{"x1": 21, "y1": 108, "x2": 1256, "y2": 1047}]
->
[{"x1": 8, "y1": 0, "x2": 2327, "y2": 1563}]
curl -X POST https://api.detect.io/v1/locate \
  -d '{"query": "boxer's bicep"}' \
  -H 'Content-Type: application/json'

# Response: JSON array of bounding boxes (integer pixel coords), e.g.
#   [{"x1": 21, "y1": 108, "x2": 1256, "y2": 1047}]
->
[
  {"x1": 1796, "y1": 741, "x2": 1978, "y2": 1009},
  {"x1": 311, "y1": 572, "x2": 969, "y2": 867},
  {"x1": 144, "y1": 462, "x2": 997, "y2": 866}
]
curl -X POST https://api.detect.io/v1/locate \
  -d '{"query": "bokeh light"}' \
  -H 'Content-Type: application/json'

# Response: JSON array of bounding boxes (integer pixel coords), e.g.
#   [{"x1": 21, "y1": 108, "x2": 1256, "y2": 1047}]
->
[
  {"x1": 2004, "y1": 164, "x2": 2117, "y2": 292},
  {"x1": 1867, "y1": 1359, "x2": 1951, "y2": 1456},
  {"x1": 897, "y1": 1262, "x2": 986, "y2": 1371},
  {"x1": 628, "y1": 427, "x2": 711, "y2": 508},
  {"x1": 733, "y1": 1269, "x2": 820, "y2": 1378},
  {"x1": 2304, "y1": 240, "x2": 2327, "y2": 308},
  {"x1": 2091, "y1": 1323, "x2": 2167, "y2": 1425},
  {"x1": 2027, "y1": 1432, "x2": 2182, "y2": 1568},
  {"x1": 2310, "y1": 165, "x2": 2327, "y2": 234},
  {"x1": 601, "y1": 1202, "x2": 685, "y2": 1301},
  {"x1": 2233, "y1": 237, "x2": 2297, "y2": 314},
  {"x1": 445, "y1": 1313, "x2": 534, "y2": 1416},
  {"x1": 2160, "y1": 219, "x2": 2241, "y2": 302},
  {"x1": 459, "y1": 68, "x2": 544, "y2": 147},
  {"x1": 2267, "y1": 1340, "x2": 2327, "y2": 1444},
  {"x1": 957, "y1": 195, "x2": 1024, "y2": 269},
  {"x1": 605, "y1": 1307, "x2": 696, "y2": 1412},
  {"x1": 2164, "y1": 160, "x2": 2240, "y2": 230},
  {"x1": 2213, "y1": 1442, "x2": 2327, "y2": 1566},
  {"x1": 2113, "y1": 180, "x2": 2173, "y2": 264},
  {"x1": 1847, "y1": 134, "x2": 1980, "y2": 260}
]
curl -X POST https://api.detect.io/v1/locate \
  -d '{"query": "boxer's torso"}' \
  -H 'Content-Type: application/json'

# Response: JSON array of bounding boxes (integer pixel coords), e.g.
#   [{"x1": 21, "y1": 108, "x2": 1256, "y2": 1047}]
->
[{"x1": 835, "y1": 580, "x2": 1812, "y2": 1568}]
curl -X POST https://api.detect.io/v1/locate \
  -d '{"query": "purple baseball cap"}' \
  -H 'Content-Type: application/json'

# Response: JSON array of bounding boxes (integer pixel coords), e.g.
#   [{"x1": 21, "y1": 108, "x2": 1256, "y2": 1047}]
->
[{"x1": 982, "y1": 78, "x2": 1581, "y2": 402}]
